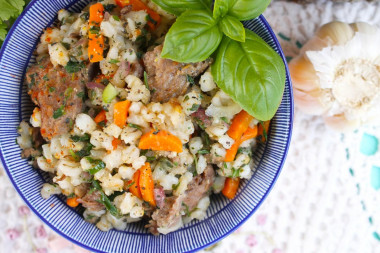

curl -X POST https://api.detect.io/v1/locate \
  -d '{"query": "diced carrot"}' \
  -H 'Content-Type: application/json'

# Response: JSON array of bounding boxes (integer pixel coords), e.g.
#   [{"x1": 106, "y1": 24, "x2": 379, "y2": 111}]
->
[
  {"x1": 88, "y1": 3, "x2": 105, "y2": 62},
  {"x1": 66, "y1": 197, "x2": 80, "y2": 207},
  {"x1": 88, "y1": 33, "x2": 104, "y2": 63},
  {"x1": 224, "y1": 126, "x2": 258, "y2": 162},
  {"x1": 138, "y1": 129, "x2": 183, "y2": 153},
  {"x1": 222, "y1": 177, "x2": 240, "y2": 199},
  {"x1": 115, "y1": 0, "x2": 161, "y2": 30},
  {"x1": 113, "y1": 100, "x2": 131, "y2": 128},
  {"x1": 112, "y1": 137, "x2": 122, "y2": 150},
  {"x1": 126, "y1": 170, "x2": 142, "y2": 199},
  {"x1": 139, "y1": 163, "x2": 156, "y2": 206},
  {"x1": 89, "y1": 3, "x2": 104, "y2": 24},
  {"x1": 94, "y1": 110, "x2": 107, "y2": 123},
  {"x1": 227, "y1": 110, "x2": 254, "y2": 141},
  {"x1": 258, "y1": 120, "x2": 270, "y2": 142}
]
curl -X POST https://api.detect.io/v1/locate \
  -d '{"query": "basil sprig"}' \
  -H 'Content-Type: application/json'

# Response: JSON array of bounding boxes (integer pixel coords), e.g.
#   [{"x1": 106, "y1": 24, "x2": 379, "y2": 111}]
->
[{"x1": 154, "y1": 0, "x2": 285, "y2": 121}]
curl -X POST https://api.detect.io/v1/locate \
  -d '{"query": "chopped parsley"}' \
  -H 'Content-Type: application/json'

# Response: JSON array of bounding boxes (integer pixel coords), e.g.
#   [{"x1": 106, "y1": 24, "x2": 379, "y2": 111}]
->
[
  {"x1": 124, "y1": 181, "x2": 135, "y2": 189},
  {"x1": 88, "y1": 160, "x2": 106, "y2": 175},
  {"x1": 183, "y1": 95, "x2": 189, "y2": 102},
  {"x1": 64, "y1": 87, "x2": 73, "y2": 98},
  {"x1": 189, "y1": 104, "x2": 200, "y2": 112},
  {"x1": 77, "y1": 91, "x2": 85, "y2": 101},
  {"x1": 53, "y1": 105, "x2": 65, "y2": 119},
  {"x1": 73, "y1": 143, "x2": 94, "y2": 158},
  {"x1": 220, "y1": 117, "x2": 229, "y2": 124},
  {"x1": 231, "y1": 168, "x2": 240, "y2": 178},
  {"x1": 61, "y1": 42, "x2": 70, "y2": 50},
  {"x1": 186, "y1": 75, "x2": 195, "y2": 85},
  {"x1": 89, "y1": 26, "x2": 100, "y2": 34},
  {"x1": 143, "y1": 71, "x2": 149, "y2": 89},
  {"x1": 65, "y1": 60, "x2": 85, "y2": 74},
  {"x1": 109, "y1": 59, "x2": 120, "y2": 64},
  {"x1": 91, "y1": 180, "x2": 120, "y2": 218},
  {"x1": 259, "y1": 121, "x2": 268, "y2": 140},
  {"x1": 49, "y1": 86, "x2": 55, "y2": 92},
  {"x1": 146, "y1": 14, "x2": 157, "y2": 25},
  {"x1": 112, "y1": 15, "x2": 120, "y2": 21},
  {"x1": 70, "y1": 133, "x2": 90, "y2": 142},
  {"x1": 197, "y1": 149, "x2": 210, "y2": 155},
  {"x1": 42, "y1": 74, "x2": 49, "y2": 81},
  {"x1": 104, "y1": 4, "x2": 116, "y2": 12},
  {"x1": 128, "y1": 123, "x2": 142, "y2": 130},
  {"x1": 172, "y1": 181, "x2": 180, "y2": 191},
  {"x1": 146, "y1": 156, "x2": 156, "y2": 162}
]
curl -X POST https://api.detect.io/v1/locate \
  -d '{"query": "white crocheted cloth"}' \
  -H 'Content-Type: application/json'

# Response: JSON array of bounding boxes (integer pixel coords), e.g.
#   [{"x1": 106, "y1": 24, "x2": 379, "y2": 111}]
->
[{"x1": 1, "y1": 1, "x2": 380, "y2": 252}]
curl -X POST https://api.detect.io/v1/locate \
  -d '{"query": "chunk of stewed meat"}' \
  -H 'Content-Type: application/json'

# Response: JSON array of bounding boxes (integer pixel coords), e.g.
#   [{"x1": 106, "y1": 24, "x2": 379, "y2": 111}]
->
[
  {"x1": 143, "y1": 45, "x2": 212, "y2": 102},
  {"x1": 25, "y1": 57, "x2": 86, "y2": 139}
]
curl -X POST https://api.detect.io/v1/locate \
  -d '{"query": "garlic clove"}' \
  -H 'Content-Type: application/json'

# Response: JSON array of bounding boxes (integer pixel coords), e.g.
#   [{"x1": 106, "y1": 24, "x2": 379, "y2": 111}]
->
[
  {"x1": 294, "y1": 88, "x2": 327, "y2": 115},
  {"x1": 316, "y1": 21, "x2": 354, "y2": 46},
  {"x1": 350, "y1": 22, "x2": 379, "y2": 35},
  {"x1": 324, "y1": 114, "x2": 359, "y2": 132},
  {"x1": 289, "y1": 55, "x2": 320, "y2": 92}
]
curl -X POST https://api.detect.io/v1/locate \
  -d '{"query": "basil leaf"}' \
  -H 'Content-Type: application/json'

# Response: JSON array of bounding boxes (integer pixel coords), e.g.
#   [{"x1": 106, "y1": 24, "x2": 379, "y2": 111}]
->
[
  {"x1": 219, "y1": 15, "x2": 245, "y2": 42},
  {"x1": 151, "y1": 0, "x2": 212, "y2": 16},
  {"x1": 161, "y1": 10, "x2": 222, "y2": 63},
  {"x1": 213, "y1": 0, "x2": 231, "y2": 19},
  {"x1": 211, "y1": 29, "x2": 285, "y2": 121},
  {"x1": 228, "y1": 0, "x2": 271, "y2": 21}
]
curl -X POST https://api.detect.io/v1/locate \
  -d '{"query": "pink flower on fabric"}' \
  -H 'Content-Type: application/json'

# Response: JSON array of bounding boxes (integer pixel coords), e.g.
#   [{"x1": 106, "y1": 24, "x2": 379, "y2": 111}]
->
[
  {"x1": 18, "y1": 205, "x2": 30, "y2": 216},
  {"x1": 36, "y1": 248, "x2": 48, "y2": 253},
  {"x1": 256, "y1": 214, "x2": 267, "y2": 226},
  {"x1": 35, "y1": 225, "x2": 47, "y2": 238},
  {"x1": 48, "y1": 236, "x2": 72, "y2": 252},
  {"x1": 73, "y1": 244, "x2": 91, "y2": 253},
  {"x1": 272, "y1": 249, "x2": 283, "y2": 253},
  {"x1": 6, "y1": 228, "x2": 21, "y2": 240},
  {"x1": 246, "y1": 234, "x2": 258, "y2": 247}
]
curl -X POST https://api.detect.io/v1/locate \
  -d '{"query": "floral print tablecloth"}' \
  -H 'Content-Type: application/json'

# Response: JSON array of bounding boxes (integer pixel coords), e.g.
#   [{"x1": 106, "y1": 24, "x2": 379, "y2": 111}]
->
[{"x1": 1, "y1": 1, "x2": 380, "y2": 252}]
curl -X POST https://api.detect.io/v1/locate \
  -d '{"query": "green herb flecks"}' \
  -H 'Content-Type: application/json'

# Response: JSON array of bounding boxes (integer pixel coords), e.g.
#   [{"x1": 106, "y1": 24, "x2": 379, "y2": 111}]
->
[
  {"x1": 53, "y1": 105, "x2": 65, "y2": 119},
  {"x1": 70, "y1": 133, "x2": 90, "y2": 142},
  {"x1": 88, "y1": 160, "x2": 106, "y2": 175},
  {"x1": 189, "y1": 103, "x2": 200, "y2": 112},
  {"x1": 65, "y1": 61, "x2": 85, "y2": 74},
  {"x1": 186, "y1": 75, "x2": 195, "y2": 85},
  {"x1": 91, "y1": 180, "x2": 121, "y2": 218},
  {"x1": 128, "y1": 123, "x2": 142, "y2": 130},
  {"x1": 109, "y1": 59, "x2": 120, "y2": 64},
  {"x1": 143, "y1": 71, "x2": 149, "y2": 89}
]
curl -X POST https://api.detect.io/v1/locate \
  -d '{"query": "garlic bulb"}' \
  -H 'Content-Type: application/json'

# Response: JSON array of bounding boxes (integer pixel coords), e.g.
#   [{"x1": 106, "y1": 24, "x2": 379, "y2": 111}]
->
[{"x1": 289, "y1": 21, "x2": 380, "y2": 131}]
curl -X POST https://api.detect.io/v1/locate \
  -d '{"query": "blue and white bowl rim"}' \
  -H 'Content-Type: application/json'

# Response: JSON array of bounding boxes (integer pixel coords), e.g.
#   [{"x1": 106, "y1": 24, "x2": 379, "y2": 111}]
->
[{"x1": 0, "y1": 0, "x2": 294, "y2": 252}]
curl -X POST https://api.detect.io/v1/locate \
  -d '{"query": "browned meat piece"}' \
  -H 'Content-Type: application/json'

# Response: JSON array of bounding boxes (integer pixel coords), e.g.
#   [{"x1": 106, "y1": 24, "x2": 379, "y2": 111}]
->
[
  {"x1": 25, "y1": 57, "x2": 86, "y2": 139},
  {"x1": 21, "y1": 148, "x2": 41, "y2": 159},
  {"x1": 153, "y1": 187, "x2": 166, "y2": 209},
  {"x1": 149, "y1": 196, "x2": 183, "y2": 234},
  {"x1": 120, "y1": 5, "x2": 133, "y2": 19},
  {"x1": 143, "y1": 45, "x2": 212, "y2": 102},
  {"x1": 146, "y1": 220, "x2": 159, "y2": 235},
  {"x1": 183, "y1": 165, "x2": 215, "y2": 210},
  {"x1": 31, "y1": 127, "x2": 44, "y2": 148},
  {"x1": 191, "y1": 107, "x2": 212, "y2": 129},
  {"x1": 148, "y1": 166, "x2": 215, "y2": 235},
  {"x1": 78, "y1": 190, "x2": 105, "y2": 211},
  {"x1": 74, "y1": 183, "x2": 90, "y2": 198}
]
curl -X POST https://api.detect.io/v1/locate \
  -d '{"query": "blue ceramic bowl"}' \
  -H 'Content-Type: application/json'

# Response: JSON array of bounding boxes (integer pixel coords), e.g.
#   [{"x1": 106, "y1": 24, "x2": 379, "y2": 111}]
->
[{"x1": 0, "y1": 1, "x2": 293, "y2": 252}]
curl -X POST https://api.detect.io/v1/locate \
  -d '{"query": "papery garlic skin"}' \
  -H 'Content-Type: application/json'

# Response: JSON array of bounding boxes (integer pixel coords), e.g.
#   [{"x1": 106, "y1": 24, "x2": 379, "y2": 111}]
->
[{"x1": 289, "y1": 21, "x2": 380, "y2": 131}]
